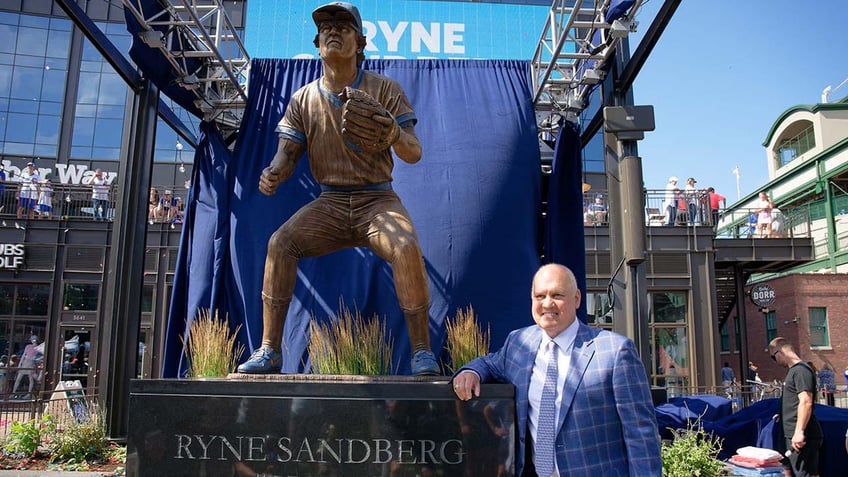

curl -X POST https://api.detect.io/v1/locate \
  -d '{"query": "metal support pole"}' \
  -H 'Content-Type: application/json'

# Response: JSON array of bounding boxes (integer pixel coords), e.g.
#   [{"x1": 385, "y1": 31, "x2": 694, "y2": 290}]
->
[
  {"x1": 735, "y1": 264, "x2": 750, "y2": 403},
  {"x1": 606, "y1": 40, "x2": 652, "y2": 372},
  {"x1": 101, "y1": 80, "x2": 159, "y2": 438}
]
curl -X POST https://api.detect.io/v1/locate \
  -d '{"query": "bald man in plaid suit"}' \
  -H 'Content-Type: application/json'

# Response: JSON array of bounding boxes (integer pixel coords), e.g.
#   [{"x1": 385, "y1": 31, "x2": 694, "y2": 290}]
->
[{"x1": 452, "y1": 264, "x2": 661, "y2": 477}]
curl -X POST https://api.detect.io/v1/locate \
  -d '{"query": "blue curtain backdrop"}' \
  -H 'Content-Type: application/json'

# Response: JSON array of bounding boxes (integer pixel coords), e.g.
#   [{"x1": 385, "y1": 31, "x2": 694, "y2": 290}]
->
[
  {"x1": 162, "y1": 58, "x2": 588, "y2": 376},
  {"x1": 545, "y1": 120, "x2": 588, "y2": 321}
]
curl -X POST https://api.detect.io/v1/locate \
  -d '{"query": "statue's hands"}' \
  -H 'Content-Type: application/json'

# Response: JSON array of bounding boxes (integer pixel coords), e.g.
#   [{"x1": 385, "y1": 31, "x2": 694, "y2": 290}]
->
[
  {"x1": 259, "y1": 165, "x2": 283, "y2": 196},
  {"x1": 340, "y1": 87, "x2": 400, "y2": 153}
]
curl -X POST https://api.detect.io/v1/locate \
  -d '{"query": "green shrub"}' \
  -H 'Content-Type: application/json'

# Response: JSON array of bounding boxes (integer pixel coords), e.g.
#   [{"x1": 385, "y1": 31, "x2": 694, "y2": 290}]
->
[
  {"x1": 661, "y1": 422, "x2": 729, "y2": 477},
  {"x1": 1, "y1": 415, "x2": 54, "y2": 456},
  {"x1": 46, "y1": 403, "x2": 108, "y2": 464}
]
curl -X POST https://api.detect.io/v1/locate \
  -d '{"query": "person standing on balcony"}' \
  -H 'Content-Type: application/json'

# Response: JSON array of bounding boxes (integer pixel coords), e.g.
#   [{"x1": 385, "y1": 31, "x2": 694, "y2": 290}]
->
[
  {"x1": 685, "y1": 177, "x2": 699, "y2": 225},
  {"x1": 0, "y1": 165, "x2": 6, "y2": 211},
  {"x1": 157, "y1": 189, "x2": 182, "y2": 223},
  {"x1": 663, "y1": 176, "x2": 679, "y2": 226},
  {"x1": 756, "y1": 191, "x2": 774, "y2": 238},
  {"x1": 587, "y1": 193, "x2": 607, "y2": 225},
  {"x1": 707, "y1": 187, "x2": 726, "y2": 228},
  {"x1": 36, "y1": 179, "x2": 53, "y2": 219},
  {"x1": 148, "y1": 188, "x2": 161, "y2": 223},
  {"x1": 90, "y1": 168, "x2": 109, "y2": 221},
  {"x1": 16, "y1": 162, "x2": 39, "y2": 220}
]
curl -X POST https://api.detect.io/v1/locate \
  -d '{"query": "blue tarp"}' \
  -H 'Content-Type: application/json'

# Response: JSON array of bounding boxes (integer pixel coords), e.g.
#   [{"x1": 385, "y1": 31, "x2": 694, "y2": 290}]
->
[{"x1": 657, "y1": 397, "x2": 848, "y2": 477}]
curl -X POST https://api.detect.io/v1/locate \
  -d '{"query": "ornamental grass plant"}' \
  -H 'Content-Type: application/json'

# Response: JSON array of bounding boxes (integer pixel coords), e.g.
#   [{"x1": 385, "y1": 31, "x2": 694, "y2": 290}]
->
[
  {"x1": 445, "y1": 305, "x2": 490, "y2": 373},
  {"x1": 183, "y1": 309, "x2": 245, "y2": 378},
  {"x1": 308, "y1": 304, "x2": 393, "y2": 375}
]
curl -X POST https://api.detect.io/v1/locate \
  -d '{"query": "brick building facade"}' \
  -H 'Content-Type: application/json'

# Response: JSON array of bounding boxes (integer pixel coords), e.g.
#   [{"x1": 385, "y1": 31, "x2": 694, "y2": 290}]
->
[{"x1": 727, "y1": 274, "x2": 848, "y2": 387}]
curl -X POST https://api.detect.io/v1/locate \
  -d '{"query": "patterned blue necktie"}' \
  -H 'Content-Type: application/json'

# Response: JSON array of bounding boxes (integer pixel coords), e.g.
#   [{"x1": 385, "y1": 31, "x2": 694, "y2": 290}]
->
[{"x1": 535, "y1": 340, "x2": 558, "y2": 477}]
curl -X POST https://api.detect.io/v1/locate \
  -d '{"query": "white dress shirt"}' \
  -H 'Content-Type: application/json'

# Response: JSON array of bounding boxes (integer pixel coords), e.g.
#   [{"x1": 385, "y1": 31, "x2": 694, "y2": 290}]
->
[{"x1": 528, "y1": 318, "x2": 578, "y2": 475}]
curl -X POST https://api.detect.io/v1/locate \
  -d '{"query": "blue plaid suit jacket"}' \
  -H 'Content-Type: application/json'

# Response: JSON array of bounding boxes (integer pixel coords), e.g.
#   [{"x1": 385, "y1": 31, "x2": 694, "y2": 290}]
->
[{"x1": 461, "y1": 321, "x2": 662, "y2": 477}]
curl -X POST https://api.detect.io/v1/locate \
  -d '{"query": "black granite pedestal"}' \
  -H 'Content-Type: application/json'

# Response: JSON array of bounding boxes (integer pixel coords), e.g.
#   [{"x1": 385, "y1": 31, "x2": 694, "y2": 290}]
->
[{"x1": 127, "y1": 376, "x2": 515, "y2": 477}]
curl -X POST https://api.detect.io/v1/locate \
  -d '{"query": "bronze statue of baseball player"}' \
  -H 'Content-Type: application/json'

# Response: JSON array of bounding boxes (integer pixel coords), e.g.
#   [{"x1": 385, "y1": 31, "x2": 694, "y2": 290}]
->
[{"x1": 237, "y1": 2, "x2": 439, "y2": 375}]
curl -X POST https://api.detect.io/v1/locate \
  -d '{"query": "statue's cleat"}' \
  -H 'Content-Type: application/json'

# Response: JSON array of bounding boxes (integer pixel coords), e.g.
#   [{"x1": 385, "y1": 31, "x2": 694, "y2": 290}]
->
[
  {"x1": 411, "y1": 350, "x2": 440, "y2": 376},
  {"x1": 237, "y1": 346, "x2": 283, "y2": 374}
]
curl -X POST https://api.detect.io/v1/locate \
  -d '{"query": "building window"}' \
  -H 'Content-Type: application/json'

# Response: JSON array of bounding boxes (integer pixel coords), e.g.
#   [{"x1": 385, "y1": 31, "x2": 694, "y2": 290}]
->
[
  {"x1": 649, "y1": 291, "x2": 689, "y2": 390},
  {"x1": 582, "y1": 132, "x2": 605, "y2": 174},
  {"x1": 141, "y1": 284, "x2": 154, "y2": 314},
  {"x1": 62, "y1": 283, "x2": 99, "y2": 311},
  {"x1": 775, "y1": 122, "x2": 815, "y2": 168},
  {"x1": 0, "y1": 12, "x2": 71, "y2": 157},
  {"x1": 15, "y1": 284, "x2": 49, "y2": 315},
  {"x1": 733, "y1": 317, "x2": 741, "y2": 353},
  {"x1": 765, "y1": 311, "x2": 777, "y2": 345},
  {"x1": 650, "y1": 292, "x2": 687, "y2": 323},
  {"x1": 0, "y1": 284, "x2": 13, "y2": 315},
  {"x1": 70, "y1": 22, "x2": 131, "y2": 161},
  {"x1": 808, "y1": 307, "x2": 829, "y2": 347},
  {"x1": 585, "y1": 291, "x2": 613, "y2": 329},
  {"x1": 719, "y1": 320, "x2": 730, "y2": 352}
]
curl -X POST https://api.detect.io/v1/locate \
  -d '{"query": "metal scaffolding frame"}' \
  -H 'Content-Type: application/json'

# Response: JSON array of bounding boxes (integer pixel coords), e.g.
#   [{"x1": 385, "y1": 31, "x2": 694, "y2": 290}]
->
[
  {"x1": 120, "y1": 0, "x2": 250, "y2": 132},
  {"x1": 119, "y1": 0, "x2": 651, "y2": 134},
  {"x1": 530, "y1": 0, "x2": 644, "y2": 116}
]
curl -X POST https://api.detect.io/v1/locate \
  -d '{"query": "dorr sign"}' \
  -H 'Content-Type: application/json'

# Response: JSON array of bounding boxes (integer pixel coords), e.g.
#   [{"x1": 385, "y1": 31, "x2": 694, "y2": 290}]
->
[{"x1": 749, "y1": 283, "x2": 776, "y2": 307}]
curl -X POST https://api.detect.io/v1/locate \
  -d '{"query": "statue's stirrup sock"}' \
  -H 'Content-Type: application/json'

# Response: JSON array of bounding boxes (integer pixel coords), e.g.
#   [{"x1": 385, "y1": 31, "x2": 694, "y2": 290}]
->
[{"x1": 261, "y1": 291, "x2": 291, "y2": 306}]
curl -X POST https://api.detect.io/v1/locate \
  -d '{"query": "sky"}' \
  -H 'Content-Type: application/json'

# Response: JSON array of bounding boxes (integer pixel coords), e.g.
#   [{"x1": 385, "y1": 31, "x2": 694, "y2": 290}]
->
[{"x1": 629, "y1": 0, "x2": 848, "y2": 205}]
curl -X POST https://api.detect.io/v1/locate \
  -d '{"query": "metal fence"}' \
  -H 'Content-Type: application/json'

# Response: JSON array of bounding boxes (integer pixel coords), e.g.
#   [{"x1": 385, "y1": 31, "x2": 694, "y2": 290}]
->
[
  {"x1": 0, "y1": 183, "x2": 187, "y2": 224},
  {"x1": 0, "y1": 385, "x2": 99, "y2": 438},
  {"x1": 583, "y1": 189, "x2": 812, "y2": 238},
  {"x1": 660, "y1": 381, "x2": 848, "y2": 410}
]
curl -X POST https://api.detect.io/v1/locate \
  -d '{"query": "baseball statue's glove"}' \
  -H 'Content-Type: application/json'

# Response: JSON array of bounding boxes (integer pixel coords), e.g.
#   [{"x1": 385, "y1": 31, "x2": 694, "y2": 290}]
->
[{"x1": 340, "y1": 87, "x2": 401, "y2": 153}]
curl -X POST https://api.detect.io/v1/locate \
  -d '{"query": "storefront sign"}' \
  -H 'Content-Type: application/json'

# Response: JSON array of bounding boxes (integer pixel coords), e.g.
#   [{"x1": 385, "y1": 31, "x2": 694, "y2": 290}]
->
[
  {"x1": 0, "y1": 244, "x2": 24, "y2": 269},
  {"x1": 749, "y1": 283, "x2": 776, "y2": 307},
  {"x1": 61, "y1": 312, "x2": 96, "y2": 324}
]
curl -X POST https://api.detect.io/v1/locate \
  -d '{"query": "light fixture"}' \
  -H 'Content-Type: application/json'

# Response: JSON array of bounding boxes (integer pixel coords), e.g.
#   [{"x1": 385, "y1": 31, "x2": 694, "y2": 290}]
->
[
  {"x1": 610, "y1": 19, "x2": 635, "y2": 39},
  {"x1": 564, "y1": 98, "x2": 584, "y2": 113},
  {"x1": 582, "y1": 68, "x2": 604, "y2": 85},
  {"x1": 539, "y1": 113, "x2": 563, "y2": 131},
  {"x1": 179, "y1": 74, "x2": 199, "y2": 90},
  {"x1": 140, "y1": 30, "x2": 165, "y2": 48},
  {"x1": 176, "y1": 139, "x2": 186, "y2": 173}
]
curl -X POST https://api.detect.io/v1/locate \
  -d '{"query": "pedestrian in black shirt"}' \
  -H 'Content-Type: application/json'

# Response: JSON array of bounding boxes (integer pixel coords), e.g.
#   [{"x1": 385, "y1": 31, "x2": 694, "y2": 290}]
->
[{"x1": 769, "y1": 337, "x2": 823, "y2": 477}]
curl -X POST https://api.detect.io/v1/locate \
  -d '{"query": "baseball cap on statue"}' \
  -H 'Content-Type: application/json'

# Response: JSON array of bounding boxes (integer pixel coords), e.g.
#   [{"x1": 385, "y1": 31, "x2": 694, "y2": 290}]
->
[{"x1": 312, "y1": 2, "x2": 363, "y2": 32}]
